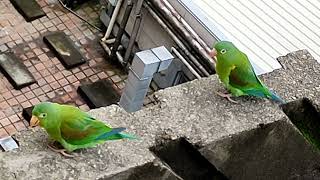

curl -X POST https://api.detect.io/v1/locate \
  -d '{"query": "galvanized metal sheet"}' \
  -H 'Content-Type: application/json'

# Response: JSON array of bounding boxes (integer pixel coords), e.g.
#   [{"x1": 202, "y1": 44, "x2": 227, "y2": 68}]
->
[{"x1": 179, "y1": 0, "x2": 320, "y2": 74}]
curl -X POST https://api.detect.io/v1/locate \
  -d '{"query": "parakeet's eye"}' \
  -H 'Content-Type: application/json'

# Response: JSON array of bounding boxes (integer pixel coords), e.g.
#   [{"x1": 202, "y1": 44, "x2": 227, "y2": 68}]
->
[
  {"x1": 39, "y1": 113, "x2": 47, "y2": 118},
  {"x1": 220, "y1": 49, "x2": 227, "y2": 54}
]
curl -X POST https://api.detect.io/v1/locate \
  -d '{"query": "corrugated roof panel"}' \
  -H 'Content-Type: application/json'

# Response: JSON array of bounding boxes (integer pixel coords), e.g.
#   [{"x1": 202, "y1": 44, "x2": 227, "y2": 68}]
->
[{"x1": 179, "y1": 0, "x2": 320, "y2": 75}]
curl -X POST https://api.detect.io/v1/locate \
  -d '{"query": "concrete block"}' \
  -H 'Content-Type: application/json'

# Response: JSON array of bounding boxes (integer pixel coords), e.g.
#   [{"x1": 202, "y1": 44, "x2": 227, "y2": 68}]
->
[
  {"x1": 122, "y1": 84, "x2": 148, "y2": 103},
  {"x1": 121, "y1": 47, "x2": 173, "y2": 112},
  {"x1": 126, "y1": 71, "x2": 152, "y2": 91},
  {"x1": 119, "y1": 93, "x2": 144, "y2": 113},
  {"x1": 119, "y1": 71, "x2": 152, "y2": 112},
  {"x1": 131, "y1": 50, "x2": 160, "y2": 79},
  {"x1": 151, "y1": 46, "x2": 174, "y2": 72}
]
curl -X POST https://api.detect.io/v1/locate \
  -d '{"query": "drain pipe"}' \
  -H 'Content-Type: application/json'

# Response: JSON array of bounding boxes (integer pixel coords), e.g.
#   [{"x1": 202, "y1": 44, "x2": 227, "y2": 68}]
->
[
  {"x1": 171, "y1": 47, "x2": 201, "y2": 79},
  {"x1": 145, "y1": 3, "x2": 209, "y2": 77},
  {"x1": 161, "y1": 0, "x2": 212, "y2": 55},
  {"x1": 57, "y1": 0, "x2": 103, "y2": 32},
  {"x1": 110, "y1": 0, "x2": 133, "y2": 63},
  {"x1": 101, "y1": 0, "x2": 124, "y2": 42},
  {"x1": 123, "y1": 0, "x2": 145, "y2": 66},
  {"x1": 150, "y1": 0, "x2": 215, "y2": 72}
]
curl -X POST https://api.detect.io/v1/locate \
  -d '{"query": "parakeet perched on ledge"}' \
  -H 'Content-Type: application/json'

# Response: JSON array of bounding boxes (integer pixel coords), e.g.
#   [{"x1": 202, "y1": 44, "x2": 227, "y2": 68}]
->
[
  {"x1": 210, "y1": 41, "x2": 285, "y2": 104},
  {"x1": 30, "y1": 102, "x2": 136, "y2": 157}
]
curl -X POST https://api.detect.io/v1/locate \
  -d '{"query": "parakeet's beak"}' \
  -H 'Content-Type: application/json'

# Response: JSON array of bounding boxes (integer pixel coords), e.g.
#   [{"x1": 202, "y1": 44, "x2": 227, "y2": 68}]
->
[
  {"x1": 30, "y1": 116, "x2": 40, "y2": 127},
  {"x1": 209, "y1": 48, "x2": 217, "y2": 57}
]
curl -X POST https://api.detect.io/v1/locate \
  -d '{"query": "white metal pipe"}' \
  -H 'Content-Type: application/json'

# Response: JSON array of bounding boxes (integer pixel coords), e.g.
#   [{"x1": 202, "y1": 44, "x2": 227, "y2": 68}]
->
[
  {"x1": 150, "y1": 0, "x2": 216, "y2": 70},
  {"x1": 162, "y1": 0, "x2": 211, "y2": 53},
  {"x1": 102, "y1": 0, "x2": 124, "y2": 41},
  {"x1": 171, "y1": 47, "x2": 201, "y2": 79},
  {"x1": 145, "y1": 3, "x2": 210, "y2": 77},
  {"x1": 105, "y1": 38, "x2": 116, "y2": 44},
  {"x1": 100, "y1": 41, "x2": 124, "y2": 63}
]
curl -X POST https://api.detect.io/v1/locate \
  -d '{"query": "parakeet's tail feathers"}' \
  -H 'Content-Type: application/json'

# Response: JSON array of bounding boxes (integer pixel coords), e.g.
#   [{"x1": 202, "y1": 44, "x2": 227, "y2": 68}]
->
[
  {"x1": 242, "y1": 88, "x2": 266, "y2": 98},
  {"x1": 270, "y1": 91, "x2": 286, "y2": 104},
  {"x1": 95, "y1": 127, "x2": 126, "y2": 140},
  {"x1": 119, "y1": 132, "x2": 138, "y2": 140}
]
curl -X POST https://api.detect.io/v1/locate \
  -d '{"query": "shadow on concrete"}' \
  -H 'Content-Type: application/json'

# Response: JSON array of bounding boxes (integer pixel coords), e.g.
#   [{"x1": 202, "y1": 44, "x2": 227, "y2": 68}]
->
[
  {"x1": 282, "y1": 98, "x2": 320, "y2": 150},
  {"x1": 200, "y1": 119, "x2": 320, "y2": 180},
  {"x1": 101, "y1": 161, "x2": 180, "y2": 180},
  {"x1": 150, "y1": 137, "x2": 228, "y2": 180}
]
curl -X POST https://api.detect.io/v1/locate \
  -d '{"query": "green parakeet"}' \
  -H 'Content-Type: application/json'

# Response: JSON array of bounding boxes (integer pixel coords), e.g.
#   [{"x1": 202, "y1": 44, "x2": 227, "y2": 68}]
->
[
  {"x1": 30, "y1": 102, "x2": 135, "y2": 156},
  {"x1": 213, "y1": 41, "x2": 284, "y2": 103}
]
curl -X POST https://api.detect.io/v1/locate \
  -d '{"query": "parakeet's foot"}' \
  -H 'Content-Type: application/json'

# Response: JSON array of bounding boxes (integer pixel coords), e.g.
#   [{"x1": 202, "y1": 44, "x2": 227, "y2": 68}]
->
[
  {"x1": 47, "y1": 143, "x2": 75, "y2": 158},
  {"x1": 215, "y1": 91, "x2": 238, "y2": 104}
]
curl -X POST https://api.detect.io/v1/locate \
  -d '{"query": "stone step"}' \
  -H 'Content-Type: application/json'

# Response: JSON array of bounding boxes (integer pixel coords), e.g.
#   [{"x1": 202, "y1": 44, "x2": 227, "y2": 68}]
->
[
  {"x1": 10, "y1": 0, "x2": 45, "y2": 22},
  {"x1": 77, "y1": 79, "x2": 120, "y2": 109},
  {"x1": 200, "y1": 119, "x2": 320, "y2": 180},
  {"x1": 43, "y1": 32, "x2": 86, "y2": 69},
  {"x1": 0, "y1": 53, "x2": 36, "y2": 89}
]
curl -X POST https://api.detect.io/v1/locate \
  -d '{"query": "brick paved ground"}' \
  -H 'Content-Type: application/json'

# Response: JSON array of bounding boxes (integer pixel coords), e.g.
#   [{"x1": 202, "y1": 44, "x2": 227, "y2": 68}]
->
[{"x1": 0, "y1": 0, "x2": 156, "y2": 138}]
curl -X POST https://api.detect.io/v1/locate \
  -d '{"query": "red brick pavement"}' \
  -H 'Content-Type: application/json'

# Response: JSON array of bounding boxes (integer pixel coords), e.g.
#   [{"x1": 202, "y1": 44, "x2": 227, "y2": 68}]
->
[{"x1": 0, "y1": 0, "x2": 135, "y2": 138}]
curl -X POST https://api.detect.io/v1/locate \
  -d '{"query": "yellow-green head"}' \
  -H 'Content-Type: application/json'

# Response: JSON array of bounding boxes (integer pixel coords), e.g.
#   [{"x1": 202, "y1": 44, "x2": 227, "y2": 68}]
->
[
  {"x1": 213, "y1": 41, "x2": 239, "y2": 59},
  {"x1": 30, "y1": 102, "x2": 58, "y2": 128}
]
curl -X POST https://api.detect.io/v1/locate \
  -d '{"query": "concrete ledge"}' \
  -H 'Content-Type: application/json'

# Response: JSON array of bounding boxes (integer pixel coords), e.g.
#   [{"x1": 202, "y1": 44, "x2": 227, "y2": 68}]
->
[
  {"x1": 200, "y1": 119, "x2": 320, "y2": 180},
  {"x1": 0, "y1": 50, "x2": 319, "y2": 179},
  {"x1": 0, "y1": 123, "x2": 157, "y2": 179},
  {"x1": 262, "y1": 49, "x2": 320, "y2": 106}
]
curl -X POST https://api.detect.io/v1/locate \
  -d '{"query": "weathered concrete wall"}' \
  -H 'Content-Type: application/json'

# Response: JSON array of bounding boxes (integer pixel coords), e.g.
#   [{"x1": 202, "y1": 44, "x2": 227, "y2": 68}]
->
[
  {"x1": 115, "y1": 0, "x2": 217, "y2": 50},
  {"x1": 0, "y1": 50, "x2": 319, "y2": 179}
]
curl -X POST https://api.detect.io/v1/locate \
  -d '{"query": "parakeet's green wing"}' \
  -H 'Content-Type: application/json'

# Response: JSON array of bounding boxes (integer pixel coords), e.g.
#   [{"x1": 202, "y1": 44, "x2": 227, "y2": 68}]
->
[
  {"x1": 58, "y1": 105, "x2": 121, "y2": 145},
  {"x1": 229, "y1": 52, "x2": 268, "y2": 94}
]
